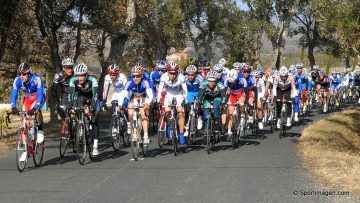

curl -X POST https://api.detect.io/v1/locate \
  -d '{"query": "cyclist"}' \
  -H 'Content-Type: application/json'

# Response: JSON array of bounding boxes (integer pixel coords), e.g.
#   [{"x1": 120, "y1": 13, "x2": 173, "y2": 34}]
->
[
  {"x1": 273, "y1": 66, "x2": 295, "y2": 128},
  {"x1": 157, "y1": 62, "x2": 188, "y2": 145},
  {"x1": 225, "y1": 69, "x2": 247, "y2": 140},
  {"x1": 124, "y1": 65, "x2": 154, "y2": 144},
  {"x1": 10, "y1": 62, "x2": 45, "y2": 144},
  {"x1": 252, "y1": 71, "x2": 265, "y2": 129},
  {"x1": 353, "y1": 67, "x2": 360, "y2": 103},
  {"x1": 233, "y1": 62, "x2": 243, "y2": 75},
  {"x1": 343, "y1": 67, "x2": 354, "y2": 97},
  {"x1": 198, "y1": 59, "x2": 211, "y2": 80},
  {"x1": 213, "y1": 64, "x2": 227, "y2": 133},
  {"x1": 68, "y1": 63, "x2": 100, "y2": 156},
  {"x1": 102, "y1": 64, "x2": 128, "y2": 136},
  {"x1": 329, "y1": 69, "x2": 342, "y2": 107},
  {"x1": 197, "y1": 71, "x2": 226, "y2": 143},
  {"x1": 294, "y1": 63, "x2": 309, "y2": 122},
  {"x1": 242, "y1": 65, "x2": 257, "y2": 126},
  {"x1": 184, "y1": 64, "x2": 202, "y2": 137},
  {"x1": 150, "y1": 60, "x2": 167, "y2": 93},
  {"x1": 218, "y1": 58, "x2": 230, "y2": 76},
  {"x1": 315, "y1": 70, "x2": 330, "y2": 112},
  {"x1": 52, "y1": 58, "x2": 74, "y2": 120}
]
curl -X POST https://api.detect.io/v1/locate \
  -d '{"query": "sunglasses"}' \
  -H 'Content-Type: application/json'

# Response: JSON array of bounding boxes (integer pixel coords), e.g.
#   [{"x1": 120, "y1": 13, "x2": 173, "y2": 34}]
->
[
  {"x1": 133, "y1": 75, "x2": 142, "y2": 78},
  {"x1": 243, "y1": 71, "x2": 250, "y2": 74},
  {"x1": 77, "y1": 74, "x2": 87, "y2": 77},
  {"x1": 158, "y1": 69, "x2": 166, "y2": 72},
  {"x1": 109, "y1": 74, "x2": 117, "y2": 77},
  {"x1": 169, "y1": 72, "x2": 177, "y2": 75},
  {"x1": 19, "y1": 73, "x2": 29, "y2": 76},
  {"x1": 187, "y1": 74, "x2": 195, "y2": 76},
  {"x1": 64, "y1": 66, "x2": 73, "y2": 69}
]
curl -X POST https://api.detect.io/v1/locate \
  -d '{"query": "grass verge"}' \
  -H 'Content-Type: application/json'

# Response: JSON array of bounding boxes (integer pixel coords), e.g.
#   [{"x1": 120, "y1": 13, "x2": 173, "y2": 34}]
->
[{"x1": 299, "y1": 108, "x2": 360, "y2": 195}]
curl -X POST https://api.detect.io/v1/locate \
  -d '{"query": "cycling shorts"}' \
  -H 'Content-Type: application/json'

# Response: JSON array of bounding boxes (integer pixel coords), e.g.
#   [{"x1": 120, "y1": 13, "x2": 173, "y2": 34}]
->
[
  {"x1": 164, "y1": 92, "x2": 184, "y2": 107},
  {"x1": 228, "y1": 93, "x2": 245, "y2": 106}
]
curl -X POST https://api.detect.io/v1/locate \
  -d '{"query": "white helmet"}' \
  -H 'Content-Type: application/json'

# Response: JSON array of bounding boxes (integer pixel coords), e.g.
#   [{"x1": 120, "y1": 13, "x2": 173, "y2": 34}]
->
[
  {"x1": 313, "y1": 65, "x2": 320, "y2": 70},
  {"x1": 213, "y1": 64, "x2": 223, "y2": 72},
  {"x1": 207, "y1": 71, "x2": 218, "y2": 82},
  {"x1": 251, "y1": 71, "x2": 259, "y2": 77},
  {"x1": 233, "y1": 62, "x2": 241, "y2": 69},
  {"x1": 74, "y1": 63, "x2": 88, "y2": 75},
  {"x1": 62, "y1": 58, "x2": 74, "y2": 67},
  {"x1": 227, "y1": 69, "x2": 238, "y2": 83},
  {"x1": 219, "y1": 58, "x2": 227, "y2": 66},
  {"x1": 186, "y1": 65, "x2": 197, "y2": 73},
  {"x1": 279, "y1": 67, "x2": 288, "y2": 76}
]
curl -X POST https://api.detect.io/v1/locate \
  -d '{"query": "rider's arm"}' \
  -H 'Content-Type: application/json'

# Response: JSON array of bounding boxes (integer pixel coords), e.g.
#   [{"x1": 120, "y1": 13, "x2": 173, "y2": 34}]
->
[
  {"x1": 157, "y1": 76, "x2": 164, "y2": 102},
  {"x1": 51, "y1": 73, "x2": 61, "y2": 104},
  {"x1": 102, "y1": 75, "x2": 110, "y2": 103},
  {"x1": 33, "y1": 75, "x2": 44, "y2": 110},
  {"x1": 68, "y1": 77, "x2": 76, "y2": 106},
  {"x1": 10, "y1": 77, "x2": 21, "y2": 109},
  {"x1": 89, "y1": 76, "x2": 99, "y2": 106},
  {"x1": 144, "y1": 80, "x2": 154, "y2": 105}
]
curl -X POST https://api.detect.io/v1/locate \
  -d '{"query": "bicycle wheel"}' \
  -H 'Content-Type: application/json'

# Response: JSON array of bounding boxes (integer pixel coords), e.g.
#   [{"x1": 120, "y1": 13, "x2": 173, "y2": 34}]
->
[
  {"x1": 110, "y1": 116, "x2": 121, "y2": 151},
  {"x1": 32, "y1": 127, "x2": 44, "y2": 167},
  {"x1": 206, "y1": 119, "x2": 212, "y2": 154},
  {"x1": 157, "y1": 114, "x2": 166, "y2": 148},
  {"x1": 231, "y1": 115, "x2": 238, "y2": 147},
  {"x1": 279, "y1": 113, "x2": 284, "y2": 139},
  {"x1": 77, "y1": 123, "x2": 87, "y2": 165},
  {"x1": 131, "y1": 126, "x2": 141, "y2": 161},
  {"x1": 71, "y1": 121, "x2": 77, "y2": 153},
  {"x1": 171, "y1": 119, "x2": 178, "y2": 156},
  {"x1": 251, "y1": 110, "x2": 258, "y2": 137},
  {"x1": 15, "y1": 129, "x2": 27, "y2": 172},
  {"x1": 141, "y1": 129, "x2": 148, "y2": 158},
  {"x1": 59, "y1": 119, "x2": 70, "y2": 158}
]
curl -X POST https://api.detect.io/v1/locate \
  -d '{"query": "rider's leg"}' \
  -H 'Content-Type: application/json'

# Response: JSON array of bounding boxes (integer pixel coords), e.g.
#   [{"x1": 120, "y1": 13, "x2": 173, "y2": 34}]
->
[{"x1": 257, "y1": 99, "x2": 263, "y2": 129}]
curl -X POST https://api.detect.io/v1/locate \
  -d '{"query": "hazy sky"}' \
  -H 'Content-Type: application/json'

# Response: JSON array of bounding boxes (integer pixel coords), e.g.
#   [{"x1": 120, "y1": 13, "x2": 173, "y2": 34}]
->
[{"x1": 235, "y1": 0, "x2": 249, "y2": 10}]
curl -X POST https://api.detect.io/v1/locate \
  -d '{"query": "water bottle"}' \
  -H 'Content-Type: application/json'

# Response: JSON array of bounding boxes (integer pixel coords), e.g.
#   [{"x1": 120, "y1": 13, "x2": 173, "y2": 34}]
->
[{"x1": 29, "y1": 127, "x2": 35, "y2": 140}]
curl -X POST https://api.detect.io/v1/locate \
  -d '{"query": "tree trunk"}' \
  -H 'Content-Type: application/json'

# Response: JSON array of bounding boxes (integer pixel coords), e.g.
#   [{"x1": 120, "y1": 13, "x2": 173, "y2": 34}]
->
[
  {"x1": 0, "y1": 0, "x2": 20, "y2": 61},
  {"x1": 345, "y1": 56, "x2": 350, "y2": 67},
  {"x1": 73, "y1": 7, "x2": 83, "y2": 62},
  {"x1": 308, "y1": 44, "x2": 316, "y2": 69}
]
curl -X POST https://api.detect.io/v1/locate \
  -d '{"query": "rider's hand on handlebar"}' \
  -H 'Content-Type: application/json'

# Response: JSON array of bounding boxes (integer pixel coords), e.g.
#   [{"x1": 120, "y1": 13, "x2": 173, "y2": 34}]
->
[
  {"x1": 11, "y1": 107, "x2": 20, "y2": 115},
  {"x1": 27, "y1": 108, "x2": 36, "y2": 116},
  {"x1": 142, "y1": 103, "x2": 150, "y2": 110}
]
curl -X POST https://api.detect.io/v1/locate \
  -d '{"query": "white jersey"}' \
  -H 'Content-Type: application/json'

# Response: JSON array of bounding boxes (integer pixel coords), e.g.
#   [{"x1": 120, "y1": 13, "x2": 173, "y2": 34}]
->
[
  {"x1": 157, "y1": 72, "x2": 188, "y2": 100},
  {"x1": 102, "y1": 73, "x2": 128, "y2": 106},
  {"x1": 256, "y1": 78, "x2": 266, "y2": 99}
]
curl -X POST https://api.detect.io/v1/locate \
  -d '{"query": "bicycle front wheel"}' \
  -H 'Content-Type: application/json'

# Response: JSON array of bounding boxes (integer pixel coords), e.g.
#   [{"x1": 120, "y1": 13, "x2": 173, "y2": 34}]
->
[
  {"x1": 131, "y1": 128, "x2": 140, "y2": 161},
  {"x1": 59, "y1": 120, "x2": 70, "y2": 158},
  {"x1": 77, "y1": 123, "x2": 87, "y2": 165},
  {"x1": 15, "y1": 129, "x2": 27, "y2": 172},
  {"x1": 111, "y1": 116, "x2": 121, "y2": 151},
  {"x1": 171, "y1": 119, "x2": 178, "y2": 156}
]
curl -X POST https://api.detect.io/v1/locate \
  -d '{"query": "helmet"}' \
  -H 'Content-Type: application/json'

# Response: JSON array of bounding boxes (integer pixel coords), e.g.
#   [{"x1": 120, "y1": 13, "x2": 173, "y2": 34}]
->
[
  {"x1": 251, "y1": 71, "x2": 259, "y2": 77},
  {"x1": 290, "y1": 69, "x2": 296, "y2": 75},
  {"x1": 346, "y1": 67, "x2": 352, "y2": 72},
  {"x1": 62, "y1": 58, "x2": 74, "y2": 67},
  {"x1": 198, "y1": 59, "x2": 210, "y2": 68},
  {"x1": 131, "y1": 65, "x2": 144, "y2": 75},
  {"x1": 207, "y1": 71, "x2": 218, "y2": 82},
  {"x1": 167, "y1": 62, "x2": 179, "y2": 73},
  {"x1": 243, "y1": 65, "x2": 252, "y2": 72},
  {"x1": 257, "y1": 67, "x2": 263, "y2": 73},
  {"x1": 227, "y1": 69, "x2": 238, "y2": 83},
  {"x1": 187, "y1": 57, "x2": 198, "y2": 66},
  {"x1": 17, "y1": 63, "x2": 32, "y2": 74},
  {"x1": 233, "y1": 62, "x2": 241, "y2": 69},
  {"x1": 74, "y1": 63, "x2": 88, "y2": 75},
  {"x1": 313, "y1": 65, "x2": 320, "y2": 70},
  {"x1": 213, "y1": 64, "x2": 223, "y2": 72},
  {"x1": 156, "y1": 60, "x2": 166, "y2": 70},
  {"x1": 279, "y1": 67, "x2": 288, "y2": 76},
  {"x1": 273, "y1": 70, "x2": 279, "y2": 77},
  {"x1": 218, "y1": 58, "x2": 227, "y2": 66},
  {"x1": 134, "y1": 61, "x2": 145, "y2": 68},
  {"x1": 296, "y1": 63, "x2": 304, "y2": 69},
  {"x1": 186, "y1": 65, "x2": 197, "y2": 73},
  {"x1": 107, "y1": 64, "x2": 119, "y2": 75}
]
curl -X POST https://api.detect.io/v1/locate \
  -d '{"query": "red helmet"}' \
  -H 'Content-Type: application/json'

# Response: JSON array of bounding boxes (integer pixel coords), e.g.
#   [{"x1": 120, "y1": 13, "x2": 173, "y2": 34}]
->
[
  {"x1": 107, "y1": 64, "x2": 119, "y2": 75},
  {"x1": 17, "y1": 63, "x2": 31, "y2": 74},
  {"x1": 166, "y1": 62, "x2": 179, "y2": 73},
  {"x1": 131, "y1": 65, "x2": 144, "y2": 75}
]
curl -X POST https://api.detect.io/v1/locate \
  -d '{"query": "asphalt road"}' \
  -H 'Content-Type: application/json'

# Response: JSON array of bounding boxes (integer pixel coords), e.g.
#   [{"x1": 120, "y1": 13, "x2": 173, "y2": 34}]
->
[{"x1": 0, "y1": 109, "x2": 357, "y2": 203}]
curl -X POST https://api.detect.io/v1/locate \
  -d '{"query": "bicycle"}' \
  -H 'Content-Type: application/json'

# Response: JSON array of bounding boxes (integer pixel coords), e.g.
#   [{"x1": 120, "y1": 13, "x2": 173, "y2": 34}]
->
[
  {"x1": 129, "y1": 96, "x2": 148, "y2": 161},
  {"x1": 167, "y1": 98, "x2": 185, "y2": 156},
  {"x1": 278, "y1": 95, "x2": 290, "y2": 139},
  {"x1": 59, "y1": 106, "x2": 77, "y2": 158},
  {"x1": 13, "y1": 111, "x2": 44, "y2": 172},
  {"x1": 185, "y1": 100, "x2": 198, "y2": 147},
  {"x1": 71, "y1": 105, "x2": 95, "y2": 165},
  {"x1": 203, "y1": 102, "x2": 221, "y2": 154},
  {"x1": 230, "y1": 103, "x2": 246, "y2": 147},
  {"x1": 110, "y1": 102, "x2": 130, "y2": 151}
]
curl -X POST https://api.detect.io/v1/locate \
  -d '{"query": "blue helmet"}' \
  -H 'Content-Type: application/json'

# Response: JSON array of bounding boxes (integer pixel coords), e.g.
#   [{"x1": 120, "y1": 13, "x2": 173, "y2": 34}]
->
[{"x1": 156, "y1": 60, "x2": 166, "y2": 70}]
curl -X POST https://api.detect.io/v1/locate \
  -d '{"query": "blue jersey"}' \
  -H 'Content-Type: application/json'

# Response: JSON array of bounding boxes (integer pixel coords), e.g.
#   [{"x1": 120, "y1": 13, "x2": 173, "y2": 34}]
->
[
  {"x1": 150, "y1": 70, "x2": 162, "y2": 89},
  {"x1": 185, "y1": 75, "x2": 202, "y2": 103},
  {"x1": 10, "y1": 73, "x2": 45, "y2": 109},
  {"x1": 295, "y1": 73, "x2": 309, "y2": 91},
  {"x1": 225, "y1": 78, "x2": 247, "y2": 95},
  {"x1": 329, "y1": 75, "x2": 342, "y2": 89},
  {"x1": 244, "y1": 75, "x2": 256, "y2": 87},
  {"x1": 217, "y1": 74, "x2": 227, "y2": 84}
]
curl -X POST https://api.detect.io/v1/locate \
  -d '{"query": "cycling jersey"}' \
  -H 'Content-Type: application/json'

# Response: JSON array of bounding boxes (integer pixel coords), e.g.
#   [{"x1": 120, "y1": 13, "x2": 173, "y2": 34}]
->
[
  {"x1": 225, "y1": 78, "x2": 247, "y2": 95},
  {"x1": 295, "y1": 73, "x2": 309, "y2": 92},
  {"x1": 150, "y1": 70, "x2": 163, "y2": 90},
  {"x1": 124, "y1": 77, "x2": 153, "y2": 104},
  {"x1": 102, "y1": 73, "x2": 127, "y2": 106},
  {"x1": 185, "y1": 75, "x2": 202, "y2": 103},
  {"x1": 329, "y1": 75, "x2": 342, "y2": 89},
  {"x1": 198, "y1": 80, "x2": 226, "y2": 104},
  {"x1": 68, "y1": 75, "x2": 98, "y2": 107},
  {"x1": 157, "y1": 72, "x2": 187, "y2": 99},
  {"x1": 11, "y1": 73, "x2": 45, "y2": 110},
  {"x1": 316, "y1": 77, "x2": 330, "y2": 89},
  {"x1": 217, "y1": 74, "x2": 227, "y2": 84},
  {"x1": 52, "y1": 70, "x2": 73, "y2": 95},
  {"x1": 353, "y1": 74, "x2": 360, "y2": 86},
  {"x1": 343, "y1": 73, "x2": 354, "y2": 86}
]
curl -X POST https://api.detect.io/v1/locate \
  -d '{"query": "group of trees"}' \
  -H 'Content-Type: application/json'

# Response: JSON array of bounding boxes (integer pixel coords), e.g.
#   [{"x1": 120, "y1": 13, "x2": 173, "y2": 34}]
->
[{"x1": 0, "y1": 0, "x2": 359, "y2": 120}]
